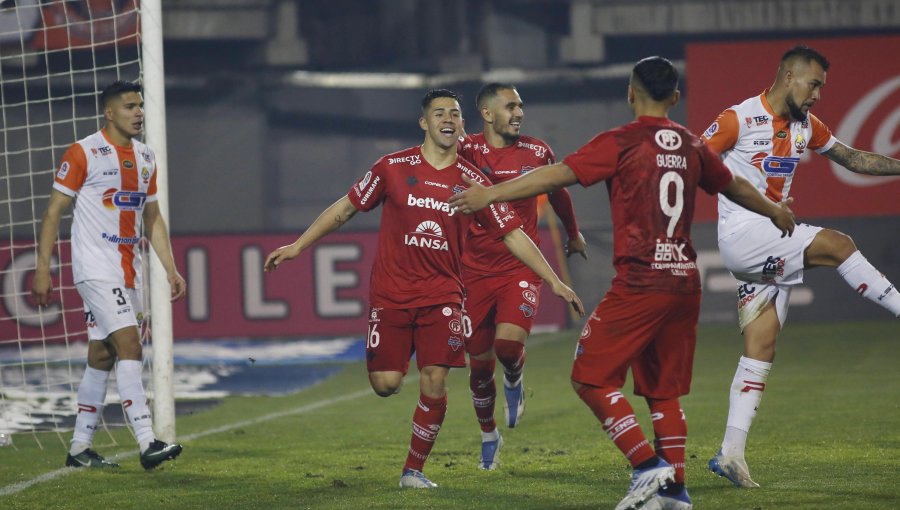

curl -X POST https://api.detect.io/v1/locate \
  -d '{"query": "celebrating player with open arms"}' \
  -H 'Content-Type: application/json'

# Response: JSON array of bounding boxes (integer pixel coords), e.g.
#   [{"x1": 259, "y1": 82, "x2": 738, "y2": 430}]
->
[
  {"x1": 32, "y1": 80, "x2": 186, "y2": 470},
  {"x1": 450, "y1": 57, "x2": 795, "y2": 510},
  {"x1": 264, "y1": 89, "x2": 583, "y2": 489},
  {"x1": 702, "y1": 45, "x2": 900, "y2": 489},
  {"x1": 457, "y1": 82, "x2": 587, "y2": 470}
]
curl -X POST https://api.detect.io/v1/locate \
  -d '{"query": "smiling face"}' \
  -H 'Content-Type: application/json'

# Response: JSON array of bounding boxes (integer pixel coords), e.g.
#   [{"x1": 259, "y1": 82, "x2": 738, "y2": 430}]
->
[
  {"x1": 482, "y1": 87, "x2": 524, "y2": 145},
  {"x1": 419, "y1": 96, "x2": 463, "y2": 151},
  {"x1": 104, "y1": 91, "x2": 144, "y2": 145},
  {"x1": 782, "y1": 59, "x2": 826, "y2": 121}
]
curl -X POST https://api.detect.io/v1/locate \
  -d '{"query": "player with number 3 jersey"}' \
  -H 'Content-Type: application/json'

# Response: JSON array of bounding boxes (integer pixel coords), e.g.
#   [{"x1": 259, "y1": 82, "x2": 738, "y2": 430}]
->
[{"x1": 32, "y1": 81, "x2": 186, "y2": 471}]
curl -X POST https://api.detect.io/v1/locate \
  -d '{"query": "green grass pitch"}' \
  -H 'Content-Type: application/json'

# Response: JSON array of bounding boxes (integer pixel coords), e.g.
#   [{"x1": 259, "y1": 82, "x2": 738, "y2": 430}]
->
[{"x1": 1, "y1": 321, "x2": 898, "y2": 509}]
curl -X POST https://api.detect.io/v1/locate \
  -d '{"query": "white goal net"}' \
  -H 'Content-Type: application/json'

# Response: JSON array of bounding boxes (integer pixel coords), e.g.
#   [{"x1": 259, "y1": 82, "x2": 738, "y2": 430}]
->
[{"x1": 0, "y1": 0, "x2": 169, "y2": 449}]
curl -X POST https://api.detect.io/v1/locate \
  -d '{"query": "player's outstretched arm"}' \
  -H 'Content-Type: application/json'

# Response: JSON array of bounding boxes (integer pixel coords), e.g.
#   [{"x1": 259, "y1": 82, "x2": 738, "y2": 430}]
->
[
  {"x1": 720, "y1": 176, "x2": 796, "y2": 237},
  {"x1": 547, "y1": 188, "x2": 588, "y2": 260},
  {"x1": 264, "y1": 194, "x2": 358, "y2": 272},
  {"x1": 449, "y1": 162, "x2": 578, "y2": 214},
  {"x1": 502, "y1": 227, "x2": 585, "y2": 317},
  {"x1": 823, "y1": 141, "x2": 900, "y2": 176},
  {"x1": 32, "y1": 190, "x2": 73, "y2": 306},
  {"x1": 144, "y1": 201, "x2": 187, "y2": 301}
]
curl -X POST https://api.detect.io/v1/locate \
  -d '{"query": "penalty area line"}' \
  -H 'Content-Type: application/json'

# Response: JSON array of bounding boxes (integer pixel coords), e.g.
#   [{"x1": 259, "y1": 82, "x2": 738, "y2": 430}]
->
[{"x1": 0, "y1": 386, "x2": 374, "y2": 497}]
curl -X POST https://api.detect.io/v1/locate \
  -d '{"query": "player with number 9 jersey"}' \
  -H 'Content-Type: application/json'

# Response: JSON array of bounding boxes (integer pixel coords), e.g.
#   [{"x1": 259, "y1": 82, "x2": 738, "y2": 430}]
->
[{"x1": 447, "y1": 57, "x2": 794, "y2": 508}]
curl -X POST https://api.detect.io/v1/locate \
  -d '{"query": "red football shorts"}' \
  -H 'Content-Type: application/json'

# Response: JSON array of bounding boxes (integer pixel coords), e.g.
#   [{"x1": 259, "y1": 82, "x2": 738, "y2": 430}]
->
[
  {"x1": 365, "y1": 303, "x2": 467, "y2": 373},
  {"x1": 571, "y1": 287, "x2": 701, "y2": 400},
  {"x1": 462, "y1": 269, "x2": 542, "y2": 356}
]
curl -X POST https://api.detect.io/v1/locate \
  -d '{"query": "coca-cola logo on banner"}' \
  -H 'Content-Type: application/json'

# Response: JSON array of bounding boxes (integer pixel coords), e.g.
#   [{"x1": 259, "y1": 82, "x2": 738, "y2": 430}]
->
[{"x1": 832, "y1": 75, "x2": 900, "y2": 187}]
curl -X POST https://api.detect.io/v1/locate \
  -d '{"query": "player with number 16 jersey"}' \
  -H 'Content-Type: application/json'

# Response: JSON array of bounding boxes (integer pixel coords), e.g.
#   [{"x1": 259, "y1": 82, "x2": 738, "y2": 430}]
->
[{"x1": 264, "y1": 89, "x2": 583, "y2": 489}]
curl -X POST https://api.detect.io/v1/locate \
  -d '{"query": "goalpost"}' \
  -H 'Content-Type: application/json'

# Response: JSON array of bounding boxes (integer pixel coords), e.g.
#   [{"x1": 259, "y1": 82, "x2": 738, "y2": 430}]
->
[{"x1": 0, "y1": 0, "x2": 174, "y2": 447}]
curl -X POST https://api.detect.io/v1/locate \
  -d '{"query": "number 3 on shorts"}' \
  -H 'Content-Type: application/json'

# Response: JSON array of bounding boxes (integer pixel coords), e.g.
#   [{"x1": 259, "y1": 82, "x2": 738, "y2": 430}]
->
[{"x1": 367, "y1": 323, "x2": 380, "y2": 348}]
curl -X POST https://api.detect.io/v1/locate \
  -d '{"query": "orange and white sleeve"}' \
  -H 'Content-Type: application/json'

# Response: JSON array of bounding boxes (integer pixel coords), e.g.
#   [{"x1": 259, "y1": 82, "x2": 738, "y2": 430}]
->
[
  {"x1": 146, "y1": 163, "x2": 159, "y2": 202},
  {"x1": 701, "y1": 109, "x2": 740, "y2": 155},
  {"x1": 808, "y1": 113, "x2": 837, "y2": 154},
  {"x1": 52, "y1": 144, "x2": 87, "y2": 196}
]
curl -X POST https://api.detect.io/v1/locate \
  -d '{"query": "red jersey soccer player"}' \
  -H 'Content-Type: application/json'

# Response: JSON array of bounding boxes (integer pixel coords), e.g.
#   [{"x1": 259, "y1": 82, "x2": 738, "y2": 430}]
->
[
  {"x1": 458, "y1": 83, "x2": 587, "y2": 470},
  {"x1": 450, "y1": 58, "x2": 795, "y2": 510},
  {"x1": 264, "y1": 89, "x2": 583, "y2": 489}
]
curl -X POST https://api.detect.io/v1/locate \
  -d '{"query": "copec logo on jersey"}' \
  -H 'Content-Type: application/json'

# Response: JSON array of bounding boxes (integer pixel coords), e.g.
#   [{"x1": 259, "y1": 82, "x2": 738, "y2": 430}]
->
[
  {"x1": 751, "y1": 153, "x2": 799, "y2": 177},
  {"x1": 405, "y1": 220, "x2": 449, "y2": 251},
  {"x1": 102, "y1": 188, "x2": 147, "y2": 211}
]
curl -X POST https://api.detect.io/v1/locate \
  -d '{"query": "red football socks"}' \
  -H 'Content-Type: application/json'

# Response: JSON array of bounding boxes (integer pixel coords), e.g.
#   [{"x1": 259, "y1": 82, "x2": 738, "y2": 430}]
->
[
  {"x1": 404, "y1": 393, "x2": 448, "y2": 472},
  {"x1": 576, "y1": 384, "x2": 655, "y2": 467},
  {"x1": 469, "y1": 357, "x2": 497, "y2": 432}
]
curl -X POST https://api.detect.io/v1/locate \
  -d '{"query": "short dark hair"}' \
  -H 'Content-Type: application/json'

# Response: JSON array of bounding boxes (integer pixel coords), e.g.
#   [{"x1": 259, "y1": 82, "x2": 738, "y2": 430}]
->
[
  {"x1": 421, "y1": 89, "x2": 461, "y2": 111},
  {"x1": 781, "y1": 45, "x2": 830, "y2": 71},
  {"x1": 475, "y1": 82, "x2": 517, "y2": 111},
  {"x1": 631, "y1": 56, "x2": 679, "y2": 102},
  {"x1": 100, "y1": 80, "x2": 142, "y2": 107}
]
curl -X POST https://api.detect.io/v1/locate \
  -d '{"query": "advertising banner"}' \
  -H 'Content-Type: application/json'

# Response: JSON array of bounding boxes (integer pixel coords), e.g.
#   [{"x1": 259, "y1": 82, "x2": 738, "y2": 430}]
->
[{"x1": 1, "y1": 231, "x2": 568, "y2": 342}]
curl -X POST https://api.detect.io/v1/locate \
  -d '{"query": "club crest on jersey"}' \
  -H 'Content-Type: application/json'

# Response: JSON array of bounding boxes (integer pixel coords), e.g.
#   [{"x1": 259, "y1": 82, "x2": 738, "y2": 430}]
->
[
  {"x1": 452, "y1": 184, "x2": 466, "y2": 194},
  {"x1": 141, "y1": 167, "x2": 150, "y2": 183},
  {"x1": 448, "y1": 337, "x2": 463, "y2": 351},
  {"x1": 449, "y1": 319, "x2": 462, "y2": 335},
  {"x1": 794, "y1": 134, "x2": 807, "y2": 153},
  {"x1": 519, "y1": 303, "x2": 534, "y2": 318},
  {"x1": 102, "y1": 187, "x2": 147, "y2": 211},
  {"x1": 522, "y1": 290, "x2": 537, "y2": 305}
]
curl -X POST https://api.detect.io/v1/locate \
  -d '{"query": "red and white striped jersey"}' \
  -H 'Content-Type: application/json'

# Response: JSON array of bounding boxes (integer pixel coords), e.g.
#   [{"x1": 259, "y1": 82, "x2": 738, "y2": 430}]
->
[
  {"x1": 703, "y1": 89, "x2": 836, "y2": 222},
  {"x1": 53, "y1": 129, "x2": 158, "y2": 288}
]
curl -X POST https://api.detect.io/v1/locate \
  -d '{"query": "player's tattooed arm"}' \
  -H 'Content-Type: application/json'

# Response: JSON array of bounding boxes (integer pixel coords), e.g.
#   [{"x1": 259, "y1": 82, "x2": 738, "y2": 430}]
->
[{"x1": 823, "y1": 141, "x2": 900, "y2": 176}]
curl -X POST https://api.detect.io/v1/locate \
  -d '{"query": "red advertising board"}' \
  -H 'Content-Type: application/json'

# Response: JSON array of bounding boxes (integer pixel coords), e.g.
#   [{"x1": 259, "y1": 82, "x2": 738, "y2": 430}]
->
[
  {"x1": 687, "y1": 36, "x2": 900, "y2": 221},
  {"x1": 1, "y1": 232, "x2": 568, "y2": 342}
]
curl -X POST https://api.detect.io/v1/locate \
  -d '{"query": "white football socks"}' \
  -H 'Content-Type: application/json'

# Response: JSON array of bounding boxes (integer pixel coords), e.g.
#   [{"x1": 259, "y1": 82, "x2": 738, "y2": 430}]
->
[
  {"x1": 115, "y1": 359, "x2": 156, "y2": 452},
  {"x1": 837, "y1": 251, "x2": 900, "y2": 317},
  {"x1": 722, "y1": 356, "x2": 771, "y2": 458},
  {"x1": 70, "y1": 365, "x2": 110, "y2": 455}
]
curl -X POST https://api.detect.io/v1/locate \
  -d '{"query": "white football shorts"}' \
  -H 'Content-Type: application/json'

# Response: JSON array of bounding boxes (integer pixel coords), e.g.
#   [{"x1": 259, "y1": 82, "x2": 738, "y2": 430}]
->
[
  {"x1": 75, "y1": 281, "x2": 143, "y2": 341},
  {"x1": 718, "y1": 215, "x2": 823, "y2": 330}
]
